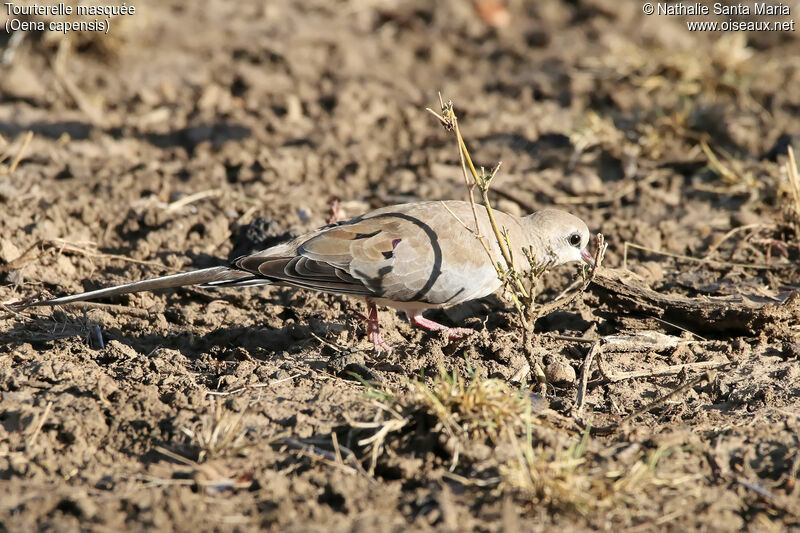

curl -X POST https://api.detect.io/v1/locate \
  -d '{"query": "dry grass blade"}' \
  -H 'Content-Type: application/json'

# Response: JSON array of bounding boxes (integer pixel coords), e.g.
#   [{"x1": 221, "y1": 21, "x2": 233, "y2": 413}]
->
[
  {"x1": 52, "y1": 40, "x2": 106, "y2": 127},
  {"x1": 1, "y1": 238, "x2": 183, "y2": 279},
  {"x1": 623, "y1": 241, "x2": 792, "y2": 271},
  {"x1": 700, "y1": 139, "x2": 756, "y2": 189},
  {"x1": 281, "y1": 436, "x2": 376, "y2": 484},
  {"x1": 349, "y1": 366, "x2": 700, "y2": 519},
  {"x1": 414, "y1": 366, "x2": 528, "y2": 443},
  {"x1": 0, "y1": 131, "x2": 34, "y2": 175},
  {"x1": 181, "y1": 401, "x2": 249, "y2": 462},
  {"x1": 349, "y1": 368, "x2": 530, "y2": 473},
  {"x1": 353, "y1": 400, "x2": 410, "y2": 474},
  {"x1": 501, "y1": 411, "x2": 689, "y2": 516},
  {"x1": 26, "y1": 401, "x2": 54, "y2": 448},
  {"x1": 501, "y1": 421, "x2": 592, "y2": 515},
  {"x1": 612, "y1": 371, "x2": 714, "y2": 432},
  {"x1": 166, "y1": 189, "x2": 222, "y2": 212},
  {"x1": 786, "y1": 146, "x2": 800, "y2": 235}
]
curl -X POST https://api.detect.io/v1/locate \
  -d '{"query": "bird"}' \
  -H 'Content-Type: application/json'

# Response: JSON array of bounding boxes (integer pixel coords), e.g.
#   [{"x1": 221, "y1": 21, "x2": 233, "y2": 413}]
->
[{"x1": 13, "y1": 200, "x2": 593, "y2": 351}]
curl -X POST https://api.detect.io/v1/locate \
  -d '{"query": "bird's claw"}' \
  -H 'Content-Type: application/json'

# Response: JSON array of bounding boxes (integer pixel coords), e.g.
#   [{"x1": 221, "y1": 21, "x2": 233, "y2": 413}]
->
[
  {"x1": 368, "y1": 330, "x2": 393, "y2": 353},
  {"x1": 444, "y1": 327, "x2": 475, "y2": 340}
]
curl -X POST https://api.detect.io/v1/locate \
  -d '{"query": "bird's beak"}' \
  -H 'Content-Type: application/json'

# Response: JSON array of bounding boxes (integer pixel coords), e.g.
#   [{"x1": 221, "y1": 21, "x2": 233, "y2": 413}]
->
[{"x1": 580, "y1": 248, "x2": 595, "y2": 266}]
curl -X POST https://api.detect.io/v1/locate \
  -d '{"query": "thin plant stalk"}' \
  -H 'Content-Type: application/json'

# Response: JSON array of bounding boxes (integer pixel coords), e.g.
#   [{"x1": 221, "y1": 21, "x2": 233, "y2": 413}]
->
[{"x1": 428, "y1": 95, "x2": 606, "y2": 390}]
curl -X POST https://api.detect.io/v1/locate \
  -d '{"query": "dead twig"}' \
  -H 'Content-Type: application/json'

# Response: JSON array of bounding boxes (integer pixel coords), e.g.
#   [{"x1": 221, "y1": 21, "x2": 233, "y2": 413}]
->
[
  {"x1": 1, "y1": 238, "x2": 182, "y2": 278},
  {"x1": 623, "y1": 241, "x2": 792, "y2": 271},
  {"x1": 26, "y1": 401, "x2": 53, "y2": 448},
  {"x1": 553, "y1": 173, "x2": 662, "y2": 206},
  {"x1": 442, "y1": 471, "x2": 502, "y2": 487},
  {"x1": 575, "y1": 330, "x2": 729, "y2": 416},
  {"x1": 429, "y1": 106, "x2": 512, "y2": 283},
  {"x1": 786, "y1": 146, "x2": 800, "y2": 235},
  {"x1": 205, "y1": 373, "x2": 303, "y2": 397},
  {"x1": 591, "y1": 267, "x2": 795, "y2": 335},
  {"x1": 546, "y1": 334, "x2": 597, "y2": 344},
  {"x1": 166, "y1": 189, "x2": 222, "y2": 212},
  {"x1": 281, "y1": 436, "x2": 375, "y2": 484},
  {"x1": 615, "y1": 371, "x2": 714, "y2": 429},
  {"x1": 574, "y1": 343, "x2": 601, "y2": 416},
  {"x1": 533, "y1": 234, "x2": 607, "y2": 321},
  {"x1": 702, "y1": 223, "x2": 775, "y2": 261},
  {"x1": 602, "y1": 361, "x2": 731, "y2": 383}
]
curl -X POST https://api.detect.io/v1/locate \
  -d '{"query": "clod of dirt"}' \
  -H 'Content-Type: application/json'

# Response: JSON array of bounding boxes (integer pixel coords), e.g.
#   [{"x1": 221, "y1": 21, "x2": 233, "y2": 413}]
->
[
  {"x1": 544, "y1": 360, "x2": 576, "y2": 385},
  {"x1": 0, "y1": 239, "x2": 21, "y2": 264},
  {"x1": 228, "y1": 217, "x2": 295, "y2": 260},
  {"x1": 326, "y1": 351, "x2": 383, "y2": 384}
]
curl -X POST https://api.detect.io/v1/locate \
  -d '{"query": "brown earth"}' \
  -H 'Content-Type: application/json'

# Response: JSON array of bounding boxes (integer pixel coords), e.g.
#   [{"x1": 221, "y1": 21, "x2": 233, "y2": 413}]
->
[{"x1": 1, "y1": 1, "x2": 800, "y2": 531}]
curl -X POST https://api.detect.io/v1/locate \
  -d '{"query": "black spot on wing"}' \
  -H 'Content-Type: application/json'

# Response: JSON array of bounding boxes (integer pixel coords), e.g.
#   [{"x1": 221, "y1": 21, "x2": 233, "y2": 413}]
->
[{"x1": 381, "y1": 238, "x2": 402, "y2": 260}]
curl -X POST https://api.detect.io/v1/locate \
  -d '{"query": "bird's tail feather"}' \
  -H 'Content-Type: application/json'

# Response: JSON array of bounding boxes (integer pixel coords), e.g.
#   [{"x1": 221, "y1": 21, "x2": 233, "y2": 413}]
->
[{"x1": 17, "y1": 266, "x2": 255, "y2": 308}]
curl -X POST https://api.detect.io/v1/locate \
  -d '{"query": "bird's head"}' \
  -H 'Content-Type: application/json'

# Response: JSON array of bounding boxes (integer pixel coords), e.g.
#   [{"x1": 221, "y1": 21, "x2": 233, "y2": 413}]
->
[{"x1": 524, "y1": 209, "x2": 593, "y2": 267}]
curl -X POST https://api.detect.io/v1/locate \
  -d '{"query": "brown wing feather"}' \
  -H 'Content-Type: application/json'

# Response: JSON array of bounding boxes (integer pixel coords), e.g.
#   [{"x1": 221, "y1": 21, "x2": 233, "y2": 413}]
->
[
  {"x1": 230, "y1": 218, "x2": 401, "y2": 296},
  {"x1": 230, "y1": 207, "x2": 495, "y2": 304}
]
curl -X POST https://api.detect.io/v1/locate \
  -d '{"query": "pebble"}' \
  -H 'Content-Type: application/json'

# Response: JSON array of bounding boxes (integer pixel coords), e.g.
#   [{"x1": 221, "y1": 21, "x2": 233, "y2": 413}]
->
[
  {"x1": 544, "y1": 360, "x2": 576, "y2": 385},
  {"x1": 0, "y1": 239, "x2": 21, "y2": 263}
]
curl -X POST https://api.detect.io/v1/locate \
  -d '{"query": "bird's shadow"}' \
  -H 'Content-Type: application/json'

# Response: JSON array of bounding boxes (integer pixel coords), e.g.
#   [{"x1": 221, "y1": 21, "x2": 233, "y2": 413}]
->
[
  {"x1": 0, "y1": 307, "x2": 344, "y2": 371},
  {"x1": 2, "y1": 289, "x2": 592, "y2": 385}
]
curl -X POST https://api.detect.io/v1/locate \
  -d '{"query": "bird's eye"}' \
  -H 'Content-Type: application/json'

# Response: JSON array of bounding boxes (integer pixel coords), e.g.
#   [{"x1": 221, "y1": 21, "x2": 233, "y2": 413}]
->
[{"x1": 568, "y1": 233, "x2": 582, "y2": 247}]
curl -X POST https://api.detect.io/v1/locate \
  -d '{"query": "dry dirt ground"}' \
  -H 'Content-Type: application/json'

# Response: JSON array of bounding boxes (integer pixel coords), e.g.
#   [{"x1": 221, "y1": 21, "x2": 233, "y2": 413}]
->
[{"x1": 1, "y1": 1, "x2": 800, "y2": 531}]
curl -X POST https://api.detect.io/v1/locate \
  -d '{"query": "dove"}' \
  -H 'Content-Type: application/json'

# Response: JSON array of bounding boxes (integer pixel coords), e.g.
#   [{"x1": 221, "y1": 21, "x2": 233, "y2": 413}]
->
[{"x1": 15, "y1": 200, "x2": 592, "y2": 350}]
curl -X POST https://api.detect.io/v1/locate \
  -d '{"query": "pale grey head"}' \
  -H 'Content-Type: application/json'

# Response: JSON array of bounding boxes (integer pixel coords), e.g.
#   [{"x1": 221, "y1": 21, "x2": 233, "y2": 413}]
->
[{"x1": 523, "y1": 208, "x2": 593, "y2": 267}]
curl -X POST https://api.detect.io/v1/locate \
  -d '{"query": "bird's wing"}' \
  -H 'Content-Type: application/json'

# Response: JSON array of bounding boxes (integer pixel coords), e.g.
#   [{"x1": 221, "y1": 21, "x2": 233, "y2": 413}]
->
[
  {"x1": 232, "y1": 217, "x2": 402, "y2": 297},
  {"x1": 232, "y1": 202, "x2": 509, "y2": 305}
]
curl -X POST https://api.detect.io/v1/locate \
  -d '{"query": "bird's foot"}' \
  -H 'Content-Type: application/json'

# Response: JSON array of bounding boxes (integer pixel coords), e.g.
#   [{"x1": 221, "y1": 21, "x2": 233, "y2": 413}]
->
[
  {"x1": 366, "y1": 299, "x2": 393, "y2": 353},
  {"x1": 410, "y1": 314, "x2": 475, "y2": 340},
  {"x1": 368, "y1": 329, "x2": 392, "y2": 352}
]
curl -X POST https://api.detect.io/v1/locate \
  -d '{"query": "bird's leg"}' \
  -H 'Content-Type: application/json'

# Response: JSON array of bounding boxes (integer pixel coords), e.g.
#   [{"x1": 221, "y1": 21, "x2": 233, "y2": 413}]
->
[
  {"x1": 409, "y1": 311, "x2": 474, "y2": 340},
  {"x1": 365, "y1": 299, "x2": 392, "y2": 352}
]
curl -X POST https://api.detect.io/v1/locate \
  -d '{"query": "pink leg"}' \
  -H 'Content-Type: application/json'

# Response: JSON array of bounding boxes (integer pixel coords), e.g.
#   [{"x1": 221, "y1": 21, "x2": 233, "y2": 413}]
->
[
  {"x1": 410, "y1": 312, "x2": 474, "y2": 340},
  {"x1": 366, "y1": 300, "x2": 392, "y2": 352}
]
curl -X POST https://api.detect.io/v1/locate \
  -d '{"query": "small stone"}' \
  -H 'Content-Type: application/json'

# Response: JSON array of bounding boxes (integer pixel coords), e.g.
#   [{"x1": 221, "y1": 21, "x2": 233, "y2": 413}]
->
[
  {"x1": 0, "y1": 239, "x2": 21, "y2": 264},
  {"x1": 0, "y1": 64, "x2": 47, "y2": 102},
  {"x1": 564, "y1": 170, "x2": 605, "y2": 196},
  {"x1": 544, "y1": 360, "x2": 576, "y2": 385},
  {"x1": 630, "y1": 261, "x2": 664, "y2": 285},
  {"x1": 731, "y1": 210, "x2": 760, "y2": 227}
]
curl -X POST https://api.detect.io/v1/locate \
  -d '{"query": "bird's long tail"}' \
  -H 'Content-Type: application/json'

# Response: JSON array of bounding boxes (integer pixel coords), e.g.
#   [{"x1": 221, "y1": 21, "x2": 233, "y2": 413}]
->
[{"x1": 14, "y1": 266, "x2": 257, "y2": 309}]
